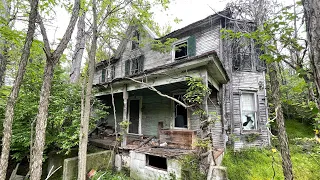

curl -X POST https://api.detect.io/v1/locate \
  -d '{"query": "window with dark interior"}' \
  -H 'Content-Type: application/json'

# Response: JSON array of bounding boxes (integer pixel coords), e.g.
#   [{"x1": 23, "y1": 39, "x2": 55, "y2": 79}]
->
[
  {"x1": 174, "y1": 41, "x2": 188, "y2": 59},
  {"x1": 146, "y1": 155, "x2": 167, "y2": 170},
  {"x1": 174, "y1": 94, "x2": 188, "y2": 128},
  {"x1": 125, "y1": 55, "x2": 144, "y2": 76},
  {"x1": 132, "y1": 30, "x2": 140, "y2": 50},
  {"x1": 173, "y1": 36, "x2": 196, "y2": 60}
]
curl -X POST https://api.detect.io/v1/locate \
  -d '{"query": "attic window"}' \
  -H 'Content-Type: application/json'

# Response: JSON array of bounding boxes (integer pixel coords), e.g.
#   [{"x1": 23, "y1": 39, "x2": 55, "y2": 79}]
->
[
  {"x1": 146, "y1": 155, "x2": 167, "y2": 170},
  {"x1": 232, "y1": 38, "x2": 253, "y2": 71},
  {"x1": 173, "y1": 36, "x2": 196, "y2": 60},
  {"x1": 132, "y1": 31, "x2": 140, "y2": 50}
]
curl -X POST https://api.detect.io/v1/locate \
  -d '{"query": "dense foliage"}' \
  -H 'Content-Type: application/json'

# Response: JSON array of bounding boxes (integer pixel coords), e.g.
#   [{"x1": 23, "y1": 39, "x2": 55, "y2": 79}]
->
[{"x1": 0, "y1": 55, "x2": 108, "y2": 161}]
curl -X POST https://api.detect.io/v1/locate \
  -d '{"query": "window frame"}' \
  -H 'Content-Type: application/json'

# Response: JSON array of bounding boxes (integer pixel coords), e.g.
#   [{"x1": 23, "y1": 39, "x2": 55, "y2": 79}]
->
[
  {"x1": 124, "y1": 55, "x2": 144, "y2": 76},
  {"x1": 240, "y1": 91, "x2": 259, "y2": 132},
  {"x1": 172, "y1": 37, "x2": 189, "y2": 61},
  {"x1": 172, "y1": 92, "x2": 190, "y2": 129}
]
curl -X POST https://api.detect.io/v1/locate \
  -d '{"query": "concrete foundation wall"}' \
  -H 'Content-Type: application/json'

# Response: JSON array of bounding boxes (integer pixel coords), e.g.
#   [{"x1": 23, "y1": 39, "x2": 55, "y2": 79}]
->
[
  {"x1": 62, "y1": 151, "x2": 114, "y2": 180},
  {"x1": 129, "y1": 151, "x2": 182, "y2": 180}
]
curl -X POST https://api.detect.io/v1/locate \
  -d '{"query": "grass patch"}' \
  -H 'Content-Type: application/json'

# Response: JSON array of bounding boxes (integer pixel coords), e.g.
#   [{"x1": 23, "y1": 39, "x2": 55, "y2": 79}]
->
[
  {"x1": 223, "y1": 120, "x2": 320, "y2": 180},
  {"x1": 285, "y1": 120, "x2": 314, "y2": 139},
  {"x1": 91, "y1": 170, "x2": 130, "y2": 180}
]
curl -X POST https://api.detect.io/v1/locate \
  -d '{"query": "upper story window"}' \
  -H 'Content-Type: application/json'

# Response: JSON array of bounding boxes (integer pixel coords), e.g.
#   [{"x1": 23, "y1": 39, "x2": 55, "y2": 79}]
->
[
  {"x1": 241, "y1": 92, "x2": 258, "y2": 131},
  {"x1": 101, "y1": 65, "x2": 115, "y2": 83},
  {"x1": 132, "y1": 30, "x2": 140, "y2": 50},
  {"x1": 173, "y1": 36, "x2": 196, "y2": 60},
  {"x1": 232, "y1": 38, "x2": 253, "y2": 71},
  {"x1": 125, "y1": 55, "x2": 144, "y2": 76}
]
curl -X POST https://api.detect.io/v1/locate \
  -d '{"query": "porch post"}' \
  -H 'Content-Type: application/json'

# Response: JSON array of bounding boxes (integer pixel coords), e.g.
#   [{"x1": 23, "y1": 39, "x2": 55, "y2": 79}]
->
[{"x1": 122, "y1": 84, "x2": 128, "y2": 147}]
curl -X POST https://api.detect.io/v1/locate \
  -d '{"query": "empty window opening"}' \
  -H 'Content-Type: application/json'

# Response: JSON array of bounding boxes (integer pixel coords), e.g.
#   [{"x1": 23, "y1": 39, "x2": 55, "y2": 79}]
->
[
  {"x1": 174, "y1": 41, "x2": 188, "y2": 60},
  {"x1": 241, "y1": 92, "x2": 257, "y2": 130},
  {"x1": 174, "y1": 94, "x2": 188, "y2": 128},
  {"x1": 146, "y1": 155, "x2": 167, "y2": 170},
  {"x1": 132, "y1": 30, "x2": 140, "y2": 50}
]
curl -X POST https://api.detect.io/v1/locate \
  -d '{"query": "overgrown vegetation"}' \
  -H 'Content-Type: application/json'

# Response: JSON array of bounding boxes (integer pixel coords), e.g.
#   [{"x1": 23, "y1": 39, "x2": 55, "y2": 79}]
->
[
  {"x1": 179, "y1": 154, "x2": 206, "y2": 180},
  {"x1": 223, "y1": 119, "x2": 320, "y2": 180},
  {"x1": 91, "y1": 170, "x2": 130, "y2": 180}
]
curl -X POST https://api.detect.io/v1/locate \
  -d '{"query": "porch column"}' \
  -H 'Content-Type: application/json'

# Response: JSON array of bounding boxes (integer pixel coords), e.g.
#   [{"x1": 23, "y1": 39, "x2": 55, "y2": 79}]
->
[{"x1": 122, "y1": 84, "x2": 128, "y2": 147}]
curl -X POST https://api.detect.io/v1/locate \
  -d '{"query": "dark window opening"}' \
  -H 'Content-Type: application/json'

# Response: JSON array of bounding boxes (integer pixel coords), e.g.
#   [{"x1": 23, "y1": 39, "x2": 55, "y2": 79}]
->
[
  {"x1": 174, "y1": 42, "x2": 188, "y2": 60},
  {"x1": 132, "y1": 31, "x2": 140, "y2": 50},
  {"x1": 174, "y1": 94, "x2": 188, "y2": 128},
  {"x1": 146, "y1": 155, "x2": 167, "y2": 170},
  {"x1": 101, "y1": 69, "x2": 106, "y2": 83}
]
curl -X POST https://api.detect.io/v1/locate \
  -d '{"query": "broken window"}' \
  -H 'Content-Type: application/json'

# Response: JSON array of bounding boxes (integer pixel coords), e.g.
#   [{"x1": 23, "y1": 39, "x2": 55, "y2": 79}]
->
[
  {"x1": 232, "y1": 38, "x2": 253, "y2": 71},
  {"x1": 146, "y1": 155, "x2": 167, "y2": 170},
  {"x1": 241, "y1": 92, "x2": 257, "y2": 130},
  {"x1": 101, "y1": 65, "x2": 115, "y2": 83},
  {"x1": 174, "y1": 94, "x2": 188, "y2": 128},
  {"x1": 173, "y1": 36, "x2": 196, "y2": 60},
  {"x1": 132, "y1": 30, "x2": 140, "y2": 50},
  {"x1": 125, "y1": 55, "x2": 144, "y2": 76},
  {"x1": 174, "y1": 41, "x2": 188, "y2": 59}
]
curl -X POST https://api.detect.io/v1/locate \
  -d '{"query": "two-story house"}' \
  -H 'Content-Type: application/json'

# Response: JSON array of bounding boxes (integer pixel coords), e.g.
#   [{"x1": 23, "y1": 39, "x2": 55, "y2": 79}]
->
[{"x1": 91, "y1": 9, "x2": 269, "y2": 179}]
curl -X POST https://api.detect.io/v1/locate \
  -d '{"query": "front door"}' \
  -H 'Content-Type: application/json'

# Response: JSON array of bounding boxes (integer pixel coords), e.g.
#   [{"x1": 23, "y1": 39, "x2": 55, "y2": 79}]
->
[{"x1": 129, "y1": 99, "x2": 140, "y2": 134}]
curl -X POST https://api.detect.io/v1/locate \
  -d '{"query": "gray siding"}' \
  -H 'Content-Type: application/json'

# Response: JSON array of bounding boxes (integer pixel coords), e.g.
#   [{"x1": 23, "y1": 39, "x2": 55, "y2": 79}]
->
[
  {"x1": 226, "y1": 71, "x2": 269, "y2": 149},
  {"x1": 93, "y1": 25, "x2": 221, "y2": 85},
  {"x1": 208, "y1": 90, "x2": 224, "y2": 148}
]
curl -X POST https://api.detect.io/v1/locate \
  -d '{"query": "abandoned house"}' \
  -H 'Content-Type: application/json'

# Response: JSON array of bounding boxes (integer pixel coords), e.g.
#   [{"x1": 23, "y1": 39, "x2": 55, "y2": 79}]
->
[{"x1": 90, "y1": 9, "x2": 270, "y2": 180}]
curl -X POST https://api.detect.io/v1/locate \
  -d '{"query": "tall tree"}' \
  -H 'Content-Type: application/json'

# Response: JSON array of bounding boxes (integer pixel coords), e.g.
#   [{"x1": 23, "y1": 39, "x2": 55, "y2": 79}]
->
[
  {"x1": 302, "y1": 0, "x2": 320, "y2": 110},
  {"x1": 0, "y1": 0, "x2": 39, "y2": 179},
  {"x1": 29, "y1": 0, "x2": 80, "y2": 179},
  {"x1": 268, "y1": 62, "x2": 293, "y2": 179},
  {"x1": 77, "y1": 0, "x2": 97, "y2": 178},
  {"x1": 70, "y1": 10, "x2": 86, "y2": 83}
]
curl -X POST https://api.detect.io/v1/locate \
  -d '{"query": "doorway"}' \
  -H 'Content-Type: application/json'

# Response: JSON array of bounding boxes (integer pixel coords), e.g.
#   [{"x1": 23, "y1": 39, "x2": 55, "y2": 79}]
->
[
  {"x1": 129, "y1": 99, "x2": 140, "y2": 134},
  {"x1": 174, "y1": 94, "x2": 188, "y2": 128}
]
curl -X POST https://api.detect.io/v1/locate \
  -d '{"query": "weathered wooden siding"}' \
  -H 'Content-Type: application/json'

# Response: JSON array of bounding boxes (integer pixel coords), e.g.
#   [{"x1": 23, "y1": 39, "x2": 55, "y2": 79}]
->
[
  {"x1": 196, "y1": 24, "x2": 220, "y2": 56},
  {"x1": 228, "y1": 71, "x2": 269, "y2": 149},
  {"x1": 208, "y1": 89, "x2": 224, "y2": 148},
  {"x1": 93, "y1": 24, "x2": 221, "y2": 85}
]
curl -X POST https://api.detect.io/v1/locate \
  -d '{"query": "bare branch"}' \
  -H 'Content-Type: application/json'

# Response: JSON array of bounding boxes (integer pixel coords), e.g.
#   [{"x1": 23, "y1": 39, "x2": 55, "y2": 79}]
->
[{"x1": 125, "y1": 77, "x2": 189, "y2": 108}]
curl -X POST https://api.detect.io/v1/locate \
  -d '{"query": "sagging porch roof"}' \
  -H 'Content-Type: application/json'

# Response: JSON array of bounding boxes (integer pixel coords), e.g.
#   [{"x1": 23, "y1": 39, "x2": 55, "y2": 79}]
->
[{"x1": 95, "y1": 51, "x2": 229, "y2": 96}]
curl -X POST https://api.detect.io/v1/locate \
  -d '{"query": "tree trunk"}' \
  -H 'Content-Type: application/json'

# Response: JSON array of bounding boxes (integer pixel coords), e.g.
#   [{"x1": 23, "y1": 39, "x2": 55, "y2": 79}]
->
[
  {"x1": 29, "y1": 0, "x2": 80, "y2": 179},
  {"x1": 268, "y1": 62, "x2": 293, "y2": 180},
  {"x1": 77, "y1": 0, "x2": 97, "y2": 179},
  {"x1": 0, "y1": 48, "x2": 7, "y2": 87},
  {"x1": 30, "y1": 59, "x2": 55, "y2": 179},
  {"x1": 70, "y1": 10, "x2": 86, "y2": 83},
  {"x1": 0, "y1": 0, "x2": 38, "y2": 179},
  {"x1": 303, "y1": 0, "x2": 320, "y2": 109}
]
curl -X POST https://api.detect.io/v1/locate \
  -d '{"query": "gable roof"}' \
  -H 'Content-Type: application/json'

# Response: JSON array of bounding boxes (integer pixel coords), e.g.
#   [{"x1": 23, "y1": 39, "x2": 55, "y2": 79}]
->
[{"x1": 96, "y1": 9, "x2": 231, "y2": 69}]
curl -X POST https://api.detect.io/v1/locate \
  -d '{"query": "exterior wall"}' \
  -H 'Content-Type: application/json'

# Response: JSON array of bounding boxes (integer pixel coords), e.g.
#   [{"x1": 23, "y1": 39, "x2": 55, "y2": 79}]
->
[
  {"x1": 130, "y1": 151, "x2": 182, "y2": 180},
  {"x1": 227, "y1": 71, "x2": 269, "y2": 149},
  {"x1": 208, "y1": 89, "x2": 224, "y2": 148},
  {"x1": 93, "y1": 23, "x2": 221, "y2": 85}
]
